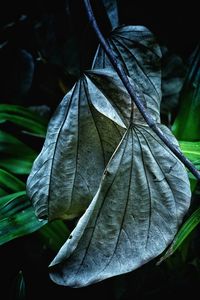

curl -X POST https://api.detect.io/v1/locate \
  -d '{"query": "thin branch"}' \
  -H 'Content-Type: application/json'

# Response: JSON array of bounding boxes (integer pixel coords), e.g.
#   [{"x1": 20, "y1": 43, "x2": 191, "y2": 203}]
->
[{"x1": 83, "y1": 0, "x2": 200, "y2": 181}]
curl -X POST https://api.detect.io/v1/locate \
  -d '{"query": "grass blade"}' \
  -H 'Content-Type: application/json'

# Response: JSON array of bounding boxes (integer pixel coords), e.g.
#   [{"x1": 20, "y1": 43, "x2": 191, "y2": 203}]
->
[
  {"x1": 0, "y1": 130, "x2": 37, "y2": 174},
  {"x1": 0, "y1": 104, "x2": 47, "y2": 137},
  {"x1": 157, "y1": 207, "x2": 200, "y2": 264},
  {"x1": 0, "y1": 169, "x2": 25, "y2": 192}
]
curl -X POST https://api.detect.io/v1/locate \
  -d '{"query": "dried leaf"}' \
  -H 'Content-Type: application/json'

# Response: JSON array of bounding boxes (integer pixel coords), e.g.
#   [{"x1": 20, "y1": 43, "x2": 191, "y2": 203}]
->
[
  {"x1": 92, "y1": 25, "x2": 162, "y2": 122},
  {"x1": 26, "y1": 71, "x2": 130, "y2": 221},
  {"x1": 49, "y1": 125, "x2": 191, "y2": 287}
]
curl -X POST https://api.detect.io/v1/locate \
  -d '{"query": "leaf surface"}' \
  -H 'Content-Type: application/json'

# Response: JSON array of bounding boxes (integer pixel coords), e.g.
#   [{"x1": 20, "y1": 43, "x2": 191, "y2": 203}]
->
[
  {"x1": 26, "y1": 71, "x2": 129, "y2": 221},
  {"x1": 0, "y1": 169, "x2": 25, "y2": 192},
  {"x1": 157, "y1": 206, "x2": 200, "y2": 264},
  {"x1": 179, "y1": 141, "x2": 200, "y2": 170},
  {"x1": 0, "y1": 130, "x2": 37, "y2": 174},
  {"x1": 172, "y1": 44, "x2": 200, "y2": 140},
  {"x1": 92, "y1": 25, "x2": 162, "y2": 122},
  {"x1": 49, "y1": 125, "x2": 191, "y2": 287},
  {"x1": 0, "y1": 192, "x2": 46, "y2": 245},
  {"x1": 102, "y1": 0, "x2": 119, "y2": 30},
  {"x1": 0, "y1": 104, "x2": 47, "y2": 137}
]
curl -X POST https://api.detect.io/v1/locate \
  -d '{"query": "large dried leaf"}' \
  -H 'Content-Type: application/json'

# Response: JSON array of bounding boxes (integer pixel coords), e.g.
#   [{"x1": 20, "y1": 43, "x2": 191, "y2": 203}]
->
[
  {"x1": 26, "y1": 70, "x2": 132, "y2": 221},
  {"x1": 85, "y1": 69, "x2": 132, "y2": 126},
  {"x1": 92, "y1": 25, "x2": 162, "y2": 122},
  {"x1": 49, "y1": 125, "x2": 191, "y2": 287}
]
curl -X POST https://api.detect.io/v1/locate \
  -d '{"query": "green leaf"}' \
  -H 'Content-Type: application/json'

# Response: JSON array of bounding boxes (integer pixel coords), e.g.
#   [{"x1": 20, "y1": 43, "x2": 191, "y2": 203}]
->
[
  {"x1": 0, "y1": 192, "x2": 46, "y2": 245},
  {"x1": 0, "y1": 191, "x2": 26, "y2": 213},
  {"x1": 0, "y1": 168, "x2": 25, "y2": 192},
  {"x1": 0, "y1": 208, "x2": 46, "y2": 245},
  {"x1": 0, "y1": 130, "x2": 37, "y2": 174},
  {"x1": 11, "y1": 271, "x2": 26, "y2": 300},
  {"x1": 179, "y1": 141, "x2": 200, "y2": 168},
  {"x1": 179, "y1": 141, "x2": 200, "y2": 191},
  {"x1": 49, "y1": 125, "x2": 191, "y2": 287},
  {"x1": 92, "y1": 25, "x2": 162, "y2": 123},
  {"x1": 38, "y1": 220, "x2": 70, "y2": 252},
  {"x1": 157, "y1": 206, "x2": 200, "y2": 264},
  {"x1": 0, "y1": 191, "x2": 68, "y2": 249},
  {"x1": 172, "y1": 44, "x2": 200, "y2": 141},
  {"x1": 0, "y1": 104, "x2": 47, "y2": 137},
  {"x1": 0, "y1": 187, "x2": 7, "y2": 197},
  {"x1": 26, "y1": 70, "x2": 131, "y2": 221},
  {"x1": 0, "y1": 158, "x2": 35, "y2": 175},
  {"x1": 0, "y1": 192, "x2": 67, "y2": 249}
]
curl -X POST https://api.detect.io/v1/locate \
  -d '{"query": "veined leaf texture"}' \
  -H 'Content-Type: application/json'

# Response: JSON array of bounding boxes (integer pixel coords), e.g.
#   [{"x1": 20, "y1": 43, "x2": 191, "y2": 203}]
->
[
  {"x1": 49, "y1": 125, "x2": 191, "y2": 287},
  {"x1": 27, "y1": 26, "x2": 191, "y2": 286},
  {"x1": 26, "y1": 71, "x2": 129, "y2": 221}
]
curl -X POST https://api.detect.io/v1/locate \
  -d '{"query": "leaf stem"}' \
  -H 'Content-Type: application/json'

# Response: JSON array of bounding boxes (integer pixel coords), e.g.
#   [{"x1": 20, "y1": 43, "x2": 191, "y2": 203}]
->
[{"x1": 83, "y1": 0, "x2": 200, "y2": 181}]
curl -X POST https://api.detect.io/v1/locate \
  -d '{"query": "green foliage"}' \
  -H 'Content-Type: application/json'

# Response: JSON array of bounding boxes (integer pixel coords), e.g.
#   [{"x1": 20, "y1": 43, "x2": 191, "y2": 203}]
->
[
  {"x1": 0, "y1": 193, "x2": 46, "y2": 245},
  {"x1": 179, "y1": 141, "x2": 200, "y2": 191},
  {"x1": 11, "y1": 271, "x2": 26, "y2": 300},
  {"x1": 38, "y1": 220, "x2": 70, "y2": 252},
  {"x1": 0, "y1": 169, "x2": 25, "y2": 193},
  {"x1": 0, "y1": 104, "x2": 47, "y2": 137},
  {"x1": 160, "y1": 46, "x2": 200, "y2": 264},
  {"x1": 0, "y1": 104, "x2": 69, "y2": 248},
  {"x1": 172, "y1": 45, "x2": 200, "y2": 141},
  {"x1": 157, "y1": 205, "x2": 200, "y2": 264},
  {"x1": 0, "y1": 130, "x2": 37, "y2": 174},
  {"x1": 179, "y1": 141, "x2": 200, "y2": 168}
]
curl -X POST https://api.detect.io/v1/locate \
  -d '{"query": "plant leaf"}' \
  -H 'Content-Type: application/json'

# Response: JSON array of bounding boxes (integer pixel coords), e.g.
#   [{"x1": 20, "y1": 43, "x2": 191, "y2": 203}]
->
[
  {"x1": 172, "y1": 44, "x2": 200, "y2": 141},
  {"x1": 0, "y1": 207, "x2": 46, "y2": 245},
  {"x1": 26, "y1": 70, "x2": 130, "y2": 221},
  {"x1": 92, "y1": 25, "x2": 162, "y2": 123},
  {"x1": 0, "y1": 191, "x2": 26, "y2": 213},
  {"x1": 38, "y1": 220, "x2": 70, "y2": 252},
  {"x1": 179, "y1": 141, "x2": 200, "y2": 169},
  {"x1": 0, "y1": 192, "x2": 68, "y2": 247},
  {"x1": 0, "y1": 130, "x2": 37, "y2": 174},
  {"x1": 49, "y1": 125, "x2": 191, "y2": 287},
  {"x1": 179, "y1": 141, "x2": 200, "y2": 191},
  {"x1": 0, "y1": 192, "x2": 46, "y2": 245},
  {"x1": 0, "y1": 104, "x2": 47, "y2": 137},
  {"x1": 0, "y1": 168, "x2": 25, "y2": 192},
  {"x1": 0, "y1": 187, "x2": 7, "y2": 197},
  {"x1": 85, "y1": 69, "x2": 143, "y2": 125},
  {"x1": 11, "y1": 271, "x2": 26, "y2": 300},
  {"x1": 160, "y1": 46, "x2": 186, "y2": 118},
  {"x1": 157, "y1": 206, "x2": 200, "y2": 264},
  {"x1": 27, "y1": 26, "x2": 162, "y2": 222}
]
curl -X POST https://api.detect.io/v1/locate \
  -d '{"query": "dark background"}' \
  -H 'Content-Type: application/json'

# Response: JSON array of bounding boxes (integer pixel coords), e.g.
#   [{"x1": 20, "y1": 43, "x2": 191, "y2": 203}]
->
[
  {"x1": 0, "y1": 0, "x2": 198, "y2": 109},
  {"x1": 0, "y1": 1, "x2": 199, "y2": 299}
]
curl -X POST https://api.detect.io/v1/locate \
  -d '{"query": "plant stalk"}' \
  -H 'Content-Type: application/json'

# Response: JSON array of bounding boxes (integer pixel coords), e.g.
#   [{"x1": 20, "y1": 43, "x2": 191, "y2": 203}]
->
[{"x1": 83, "y1": 0, "x2": 200, "y2": 181}]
